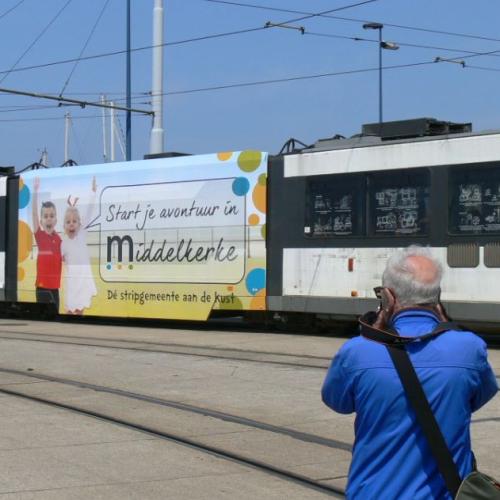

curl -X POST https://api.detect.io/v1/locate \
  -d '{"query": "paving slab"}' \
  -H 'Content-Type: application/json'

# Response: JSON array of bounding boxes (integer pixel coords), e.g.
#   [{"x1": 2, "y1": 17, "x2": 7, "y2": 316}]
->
[{"x1": 0, "y1": 319, "x2": 498, "y2": 498}]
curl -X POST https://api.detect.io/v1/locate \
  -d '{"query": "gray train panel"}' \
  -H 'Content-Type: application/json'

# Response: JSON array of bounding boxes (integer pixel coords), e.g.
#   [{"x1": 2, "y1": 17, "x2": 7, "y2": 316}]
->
[
  {"x1": 5, "y1": 177, "x2": 18, "y2": 302},
  {"x1": 0, "y1": 177, "x2": 6, "y2": 301}
]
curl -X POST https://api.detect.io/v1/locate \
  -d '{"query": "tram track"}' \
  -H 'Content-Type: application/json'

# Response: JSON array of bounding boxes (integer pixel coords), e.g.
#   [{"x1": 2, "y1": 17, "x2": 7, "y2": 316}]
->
[
  {"x1": 0, "y1": 368, "x2": 346, "y2": 498},
  {"x1": 0, "y1": 367, "x2": 351, "y2": 452},
  {"x1": 0, "y1": 329, "x2": 332, "y2": 369}
]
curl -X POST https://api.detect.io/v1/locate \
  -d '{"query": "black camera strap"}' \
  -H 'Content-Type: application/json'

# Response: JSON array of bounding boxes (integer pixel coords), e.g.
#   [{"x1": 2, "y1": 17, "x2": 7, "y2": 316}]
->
[
  {"x1": 360, "y1": 315, "x2": 463, "y2": 497},
  {"x1": 385, "y1": 344, "x2": 462, "y2": 497}
]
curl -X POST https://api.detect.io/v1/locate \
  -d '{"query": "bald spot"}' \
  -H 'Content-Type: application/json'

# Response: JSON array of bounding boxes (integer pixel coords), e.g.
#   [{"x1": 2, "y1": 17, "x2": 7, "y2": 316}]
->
[{"x1": 405, "y1": 255, "x2": 438, "y2": 284}]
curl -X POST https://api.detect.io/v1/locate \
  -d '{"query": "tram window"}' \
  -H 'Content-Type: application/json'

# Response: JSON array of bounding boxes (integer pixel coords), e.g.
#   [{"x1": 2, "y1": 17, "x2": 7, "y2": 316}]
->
[
  {"x1": 449, "y1": 165, "x2": 500, "y2": 235},
  {"x1": 368, "y1": 169, "x2": 430, "y2": 236},
  {"x1": 305, "y1": 174, "x2": 363, "y2": 237}
]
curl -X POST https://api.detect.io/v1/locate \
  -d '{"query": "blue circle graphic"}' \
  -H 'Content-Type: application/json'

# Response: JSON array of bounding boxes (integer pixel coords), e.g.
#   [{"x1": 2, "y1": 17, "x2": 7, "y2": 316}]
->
[
  {"x1": 245, "y1": 268, "x2": 266, "y2": 296},
  {"x1": 232, "y1": 177, "x2": 250, "y2": 196},
  {"x1": 19, "y1": 186, "x2": 30, "y2": 209}
]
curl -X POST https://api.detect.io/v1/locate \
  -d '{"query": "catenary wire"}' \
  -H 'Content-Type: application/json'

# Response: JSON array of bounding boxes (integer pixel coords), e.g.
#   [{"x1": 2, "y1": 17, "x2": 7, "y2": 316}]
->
[
  {"x1": 0, "y1": 0, "x2": 495, "y2": 88},
  {"x1": 0, "y1": 0, "x2": 26, "y2": 21},
  {"x1": 59, "y1": 0, "x2": 111, "y2": 97},
  {"x1": 199, "y1": 0, "x2": 500, "y2": 44},
  {"x1": 150, "y1": 59, "x2": 481, "y2": 96},
  {"x1": 304, "y1": 31, "x2": 500, "y2": 59},
  {"x1": 1, "y1": 55, "x2": 496, "y2": 120},
  {"x1": 0, "y1": 0, "x2": 378, "y2": 77},
  {"x1": 0, "y1": 0, "x2": 73, "y2": 84}
]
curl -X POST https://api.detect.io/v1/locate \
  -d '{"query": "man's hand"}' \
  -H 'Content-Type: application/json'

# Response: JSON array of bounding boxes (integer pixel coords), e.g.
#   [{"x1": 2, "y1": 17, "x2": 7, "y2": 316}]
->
[
  {"x1": 373, "y1": 288, "x2": 396, "y2": 330},
  {"x1": 372, "y1": 308, "x2": 389, "y2": 330}
]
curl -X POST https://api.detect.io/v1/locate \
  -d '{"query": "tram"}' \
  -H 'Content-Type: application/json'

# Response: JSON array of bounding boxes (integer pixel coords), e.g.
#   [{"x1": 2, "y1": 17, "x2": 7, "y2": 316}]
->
[{"x1": 2, "y1": 118, "x2": 500, "y2": 327}]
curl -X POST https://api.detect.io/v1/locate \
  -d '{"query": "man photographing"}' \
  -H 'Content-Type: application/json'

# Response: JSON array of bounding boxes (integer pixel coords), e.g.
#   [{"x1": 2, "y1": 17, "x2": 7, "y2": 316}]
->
[{"x1": 322, "y1": 245, "x2": 498, "y2": 499}]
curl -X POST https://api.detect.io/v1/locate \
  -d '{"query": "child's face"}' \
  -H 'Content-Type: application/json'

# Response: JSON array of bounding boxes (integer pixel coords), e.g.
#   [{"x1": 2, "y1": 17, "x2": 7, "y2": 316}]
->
[
  {"x1": 64, "y1": 211, "x2": 81, "y2": 239},
  {"x1": 40, "y1": 207, "x2": 57, "y2": 234}
]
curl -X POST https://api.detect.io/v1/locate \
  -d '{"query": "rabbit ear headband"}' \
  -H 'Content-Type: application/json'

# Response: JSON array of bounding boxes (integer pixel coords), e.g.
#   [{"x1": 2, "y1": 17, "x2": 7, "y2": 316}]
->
[{"x1": 67, "y1": 195, "x2": 79, "y2": 207}]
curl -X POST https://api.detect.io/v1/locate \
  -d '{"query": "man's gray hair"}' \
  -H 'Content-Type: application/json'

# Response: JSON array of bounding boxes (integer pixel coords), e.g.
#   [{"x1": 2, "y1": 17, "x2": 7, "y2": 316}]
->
[{"x1": 382, "y1": 245, "x2": 443, "y2": 307}]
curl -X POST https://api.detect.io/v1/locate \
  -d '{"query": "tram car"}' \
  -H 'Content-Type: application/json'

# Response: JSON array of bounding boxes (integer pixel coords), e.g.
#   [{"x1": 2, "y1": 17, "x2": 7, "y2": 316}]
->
[
  {"x1": 1, "y1": 117, "x2": 500, "y2": 328},
  {"x1": 267, "y1": 118, "x2": 500, "y2": 328}
]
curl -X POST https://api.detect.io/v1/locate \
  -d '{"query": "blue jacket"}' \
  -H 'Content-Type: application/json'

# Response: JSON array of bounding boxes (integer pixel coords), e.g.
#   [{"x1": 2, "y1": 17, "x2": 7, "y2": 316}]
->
[{"x1": 321, "y1": 309, "x2": 498, "y2": 500}]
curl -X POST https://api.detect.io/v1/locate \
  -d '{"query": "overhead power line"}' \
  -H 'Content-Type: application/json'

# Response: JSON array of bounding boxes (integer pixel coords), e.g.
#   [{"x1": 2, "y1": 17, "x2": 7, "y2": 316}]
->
[
  {"x1": 305, "y1": 31, "x2": 500, "y2": 60},
  {"x1": 0, "y1": 6, "x2": 496, "y2": 83},
  {"x1": 466, "y1": 64, "x2": 500, "y2": 73},
  {"x1": 0, "y1": 0, "x2": 26, "y2": 21},
  {"x1": 0, "y1": 0, "x2": 378, "y2": 77},
  {"x1": 59, "y1": 0, "x2": 111, "y2": 96},
  {"x1": 200, "y1": 0, "x2": 500, "y2": 44},
  {"x1": 1, "y1": 57, "x2": 498, "y2": 123},
  {"x1": 0, "y1": 114, "x2": 109, "y2": 123},
  {"x1": 0, "y1": 0, "x2": 73, "y2": 84},
  {"x1": 164, "y1": 60, "x2": 437, "y2": 96},
  {"x1": 149, "y1": 57, "x2": 500, "y2": 97}
]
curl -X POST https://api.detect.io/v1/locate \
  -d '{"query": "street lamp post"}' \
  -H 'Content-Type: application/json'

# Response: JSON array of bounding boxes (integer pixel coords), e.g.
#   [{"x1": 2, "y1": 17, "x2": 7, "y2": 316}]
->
[{"x1": 363, "y1": 22, "x2": 399, "y2": 129}]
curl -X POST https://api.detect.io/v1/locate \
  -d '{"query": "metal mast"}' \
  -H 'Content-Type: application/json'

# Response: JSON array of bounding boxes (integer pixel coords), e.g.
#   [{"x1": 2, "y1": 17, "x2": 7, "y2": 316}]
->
[
  {"x1": 101, "y1": 95, "x2": 108, "y2": 162},
  {"x1": 149, "y1": 0, "x2": 164, "y2": 155},
  {"x1": 110, "y1": 101, "x2": 116, "y2": 161},
  {"x1": 126, "y1": 0, "x2": 132, "y2": 160}
]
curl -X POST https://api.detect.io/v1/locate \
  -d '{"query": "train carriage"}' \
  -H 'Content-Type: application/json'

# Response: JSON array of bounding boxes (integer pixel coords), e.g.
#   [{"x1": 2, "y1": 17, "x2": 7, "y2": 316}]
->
[{"x1": 267, "y1": 119, "x2": 500, "y2": 327}]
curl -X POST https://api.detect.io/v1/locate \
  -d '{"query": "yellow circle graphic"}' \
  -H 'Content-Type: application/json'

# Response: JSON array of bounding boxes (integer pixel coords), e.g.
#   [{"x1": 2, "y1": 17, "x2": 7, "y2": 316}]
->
[
  {"x1": 260, "y1": 224, "x2": 266, "y2": 239},
  {"x1": 19, "y1": 177, "x2": 24, "y2": 190},
  {"x1": 18, "y1": 266, "x2": 25, "y2": 282},
  {"x1": 237, "y1": 151, "x2": 262, "y2": 172},
  {"x1": 217, "y1": 152, "x2": 233, "y2": 161},
  {"x1": 218, "y1": 295, "x2": 243, "y2": 310},
  {"x1": 258, "y1": 173, "x2": 267, "y2": 186},
  {"x1": 248, "y1": 213, "x2": 260, "y2": 226},
  {"x1": 250, "y1": 288, "x2": 266, "y2": 310},
  {"x1": 18, "y1": 220, "x2": 33, "y2": 262},
  {"x1": 252, "y1": 183, "x2": 266, "y2": 214}
]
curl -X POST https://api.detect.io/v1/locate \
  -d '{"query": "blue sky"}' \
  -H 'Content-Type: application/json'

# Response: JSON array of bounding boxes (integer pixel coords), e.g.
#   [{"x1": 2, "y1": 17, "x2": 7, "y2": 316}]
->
[{"x1": 0, "y1": 0, "x2": 498, "y2": 169}]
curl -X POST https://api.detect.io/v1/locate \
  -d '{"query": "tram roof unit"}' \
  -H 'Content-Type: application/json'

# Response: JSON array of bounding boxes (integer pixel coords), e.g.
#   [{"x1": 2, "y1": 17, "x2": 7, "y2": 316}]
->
[
  {"x1": 283, "y1": 118, "x2": 500, "y2": 178},
  {"x1": 302, "y1": 118, "x2": 500, "y2": 154}
]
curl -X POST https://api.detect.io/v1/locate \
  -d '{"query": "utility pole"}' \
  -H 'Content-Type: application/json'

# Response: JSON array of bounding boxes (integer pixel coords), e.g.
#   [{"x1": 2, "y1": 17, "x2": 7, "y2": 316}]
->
[
  {"x1": 126, "y1": 0, "x2": 132, "y2": 161},
  {"x1": 110, "y1": 101, "x2": 116, "y2": 162},
  {"x1": 101, "y1": 95, "x2": 108, "y2": 162},
  {"x1": 149, "y1": 0, "x2": 164, "y2": 155}
]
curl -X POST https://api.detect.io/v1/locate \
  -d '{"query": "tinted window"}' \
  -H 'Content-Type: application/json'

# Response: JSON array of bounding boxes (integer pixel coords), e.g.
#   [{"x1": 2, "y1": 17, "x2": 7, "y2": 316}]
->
[
  {"x1": 305, "y1": 174, "x2": 363, "y2": 237},
  {"x1": 368, "y1": 169, "x2": 430, "y2": 236},
  {"x1": 449, "y1": 164, "x2": 500, "y2": 234}
]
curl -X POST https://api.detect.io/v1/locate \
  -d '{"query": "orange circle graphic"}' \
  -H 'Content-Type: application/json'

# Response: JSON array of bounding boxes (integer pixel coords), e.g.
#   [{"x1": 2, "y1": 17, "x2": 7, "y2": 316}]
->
[
  {"x1": 18, "y1": 220, "x2": 33, "y2": 262},
  {"x1": 217, "y1": 152, "x2": 233, "y2": 161},
  {"x1": 248, "y1": 213, "x2": 260, "y2": 226},
  {"x1": 252, "y1": 184, "x2": 266, "y2": 213}
]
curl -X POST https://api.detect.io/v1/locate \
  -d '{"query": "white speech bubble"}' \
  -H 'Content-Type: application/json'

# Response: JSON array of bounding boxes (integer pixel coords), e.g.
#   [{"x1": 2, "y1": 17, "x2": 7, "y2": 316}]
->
[{"x1": 94, "y1": 178, "x2": 247, "y2": 284}]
